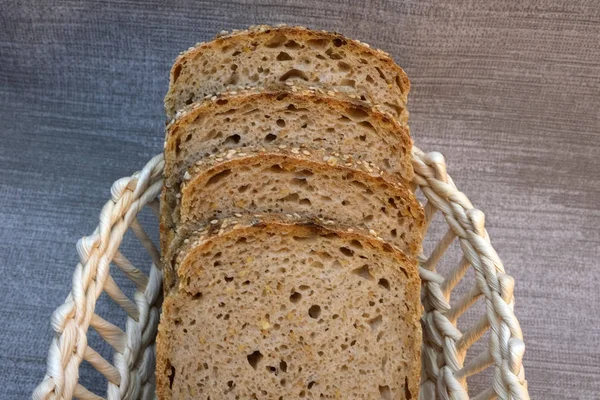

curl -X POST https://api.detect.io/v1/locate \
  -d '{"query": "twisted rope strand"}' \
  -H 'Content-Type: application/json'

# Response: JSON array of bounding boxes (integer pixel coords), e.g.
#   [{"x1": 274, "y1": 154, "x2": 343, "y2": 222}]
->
[{"x1": 413, "y1": 147, "x2": 528, "y2": 400}]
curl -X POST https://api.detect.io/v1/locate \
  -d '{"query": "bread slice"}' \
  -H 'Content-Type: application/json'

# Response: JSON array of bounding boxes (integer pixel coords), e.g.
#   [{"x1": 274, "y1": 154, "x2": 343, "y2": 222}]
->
[
  {"x1": 161, "y1": 149, "x2": 423, "y2": 277},
  {"x1": 164, "y1": 88, "x2": 413, "y2": 192},
  {"x1": 156, "y1": 217, "x2": 421, "y2": 399},
  {"x1": 164, "y1": 25, "x2": 410, "y2": 122}
]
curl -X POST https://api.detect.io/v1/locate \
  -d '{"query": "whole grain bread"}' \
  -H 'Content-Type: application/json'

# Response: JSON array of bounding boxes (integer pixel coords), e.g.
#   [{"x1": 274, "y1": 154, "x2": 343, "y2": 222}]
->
[
  {"x1": 164, "y1": 88, "x2": 413, "y2": 192},
  {"x1": 156, "y1": 217, "x2": 421, "y2": 399},
  {"x1": 161, "y1": 149, "x2": 424, "y2": 278},
  {"x1": 164, "y1": 25, "x2": 410, "y2": 122}
]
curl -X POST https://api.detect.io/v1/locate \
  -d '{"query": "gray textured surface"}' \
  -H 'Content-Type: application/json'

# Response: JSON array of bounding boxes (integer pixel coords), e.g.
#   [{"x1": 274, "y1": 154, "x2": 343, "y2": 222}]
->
[{"x1": 1, "y1": 0, "x2": 599, "y2": 398}]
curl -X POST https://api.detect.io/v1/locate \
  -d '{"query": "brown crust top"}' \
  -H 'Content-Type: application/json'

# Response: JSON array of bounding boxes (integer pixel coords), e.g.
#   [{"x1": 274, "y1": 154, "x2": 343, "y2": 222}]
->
[{"x1": 168, "y1": 25, "x2": 410, "y2": 102}]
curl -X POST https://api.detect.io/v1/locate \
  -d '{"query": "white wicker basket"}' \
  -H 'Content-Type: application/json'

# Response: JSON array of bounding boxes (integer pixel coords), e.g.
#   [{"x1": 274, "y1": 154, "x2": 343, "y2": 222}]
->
[{"x1": 32, "y1": 148, "x2": 530, "y2": 400}]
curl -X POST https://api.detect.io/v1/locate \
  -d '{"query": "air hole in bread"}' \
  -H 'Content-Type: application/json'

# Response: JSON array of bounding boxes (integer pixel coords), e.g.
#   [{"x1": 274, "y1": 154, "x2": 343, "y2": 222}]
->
[
  {"x1": 279, "y1": 68, "x2": 309, "y2": 82},
  {"x1": 265, "y1": 33, "x2": 288, "y2": 48},
  {"x1": 390, "y1": 229, "x2": 397, "y2": 238},
  {"x1": 264, "y1": 133, "x2": 277, "y2": 142},
  {"x1": 281, "y1": 193, "x2": 299, "y2": 202},
  {"x1": 276, "y1": 118, "x2": 286, "y2": 127},
  {"x1": 276, "y1": 51, "x2": 293, "y2": 61},
  {"x1": 339, "y1": 247, "x2": 354, "y2": 257},
  {"x1": 223, "y1": 133, "x2": 241, "y2": 145},
  {"x1": 338, "y1": 115, "x2": 351, "y2": 123},
  {"x1": 350, "y1": 180, "x2": 368, "y2": 190},
  {"x1": 316, "y1": 54, "x2": 326, "y2": 60},
  {"x1": 215, "y1": 98, "x2": 228, "y2": 105},
  {"x1": 167, "y1": 362, "x2": 176, "y2": 389},
  {"x1": 395, "y1": 74, "x2": 405, "y2": 93},
  {"x1": 308, "y1": 305, "x2": 321, "y2": 319},
  {"x1": 184, "y1": 94, "x2": 194, "y2": 105},
  {"x1": 359, "y1": 120, "x2": 376, "y2": 134},
  {"x1": 301, "y1": 123, "x2": 308, "y2": 128},
  {"x1": 246, "y1": 350, "x2": 263, "y2": 370},
  {"x1": 340, "y1": 78, "x2": 356, "y2": 87},
  {"x1": 311, "y1": 260, "x2": 324, "y2": 268},
  {"x1": 266, "y1": 365, "x2": 277, "y2": 374},
  {"x1": 206, "y1": 169, "x2": 232, "y2": 185},
  {"x1": 338, "y1": 61, "x2": 351, "y2": 72},
  {"x1": 307, "y1": 381, "x2": 316, "y2": 389},
  {"x1": 172, "y1": 64, "x2": 182, "y2": 83},
  {"x1": 284, "y1": 39, "x2": 302, "y2": 49},
  {"x1": 270, "y1": 164, "x2": 284, "y2": 173},
  {"x1": 379, "y1": 385, "x2": 391, "y2": 400},
  {"x1": 384, "y1": 102, "x2": 404, "y2": 116},
  {"x1": 405, "y1": 377, "x2": 413, "y2": 399},
  {"x1": 346, "y1": 240, "x2": 362, "y2": 251},
  {"x1": 299, "y1": 198, "x2": 312, "y2": 206},
  {"x1": 377, "y1": 278, "x2": 390, "y2": 290},
  {"x1": 364, "y1": 215, "x2": 374, "y2": 222},
  {"x1": 289, "y1": 292, "x2": 302, "y2": 303},
  {"x1": 352, "y1": 265, "x2": 374, "y2": 280},
  {"x1": 306, "y1": 38, "x2": 328, "y2": 48},
  {"x1": 375, "y1": 66, "x2": 387, "y2": 81},
  {"x1": 358, "y1": 134, "x2": 367, "y2": 141},
  {"x1": 348, "y1": 107, "x2": 369, "y2": 120},
  {"x1": 231, "y1": 50, "x2": 241, "y2": 56},
  {"x1": 295, "y1": 169, "x2": 314, "y2": 177},
  {"x1": 225, "y1": 73, "x2": 239, "y2": 85},
  {"x1": 191, "y1": 292, "x2": 202, "y2": 300},
  {"x1": 382, "y1": 158, "x2": 391, "y2": 169},
  {"x1": 325, "y1": 48, "x2": 343, "y2": 60},
  {"x1": 292, "y1": 235, "x2": 317, "y2": 243},
  {"x1": 365, "y1": 74, "x2": 375, "y2": 83},
  {"x1": 332, "y1": 38, "x2": 345, "y2": 47},
  {"x1": 368, "y1": 315, "x2": 383, "y2": 332}
]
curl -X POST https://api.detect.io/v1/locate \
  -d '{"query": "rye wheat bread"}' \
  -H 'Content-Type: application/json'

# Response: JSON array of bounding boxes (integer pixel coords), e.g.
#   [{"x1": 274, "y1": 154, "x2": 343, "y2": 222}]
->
[
  {"x1": 156, "y1": 217, "x2": 421, "y2": 399},
  {"x1": 160, "y1": 149, "x2": 424, "y2": 283},
  {"x1": 164, "y1": 25, "x2": 410, "y2": 122},
  {"x1": 164, "y1": 88, "x2": 413, "y2": 192}
]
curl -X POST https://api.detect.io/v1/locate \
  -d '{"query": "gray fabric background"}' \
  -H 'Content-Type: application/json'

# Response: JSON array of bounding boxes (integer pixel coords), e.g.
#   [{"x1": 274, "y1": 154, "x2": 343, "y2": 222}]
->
[{"x1": 1, "y1": 0, "x2": 599, "y2": 398}]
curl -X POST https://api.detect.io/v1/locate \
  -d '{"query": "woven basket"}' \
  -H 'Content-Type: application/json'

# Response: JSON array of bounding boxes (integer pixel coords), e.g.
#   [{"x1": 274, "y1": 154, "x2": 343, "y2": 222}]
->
[{"x1": 32, "y1": 148, "x2": 530, "y2": 400}]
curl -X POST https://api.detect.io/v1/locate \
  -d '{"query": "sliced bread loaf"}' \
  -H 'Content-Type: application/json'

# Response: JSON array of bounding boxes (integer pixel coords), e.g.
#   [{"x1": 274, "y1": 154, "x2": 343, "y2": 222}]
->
[
  {"x1": 156, "y1": 217, "x2": 421, "y2": 399},
  {"x1": 164, "y1": 88, "x2": 413, "y2": 192},
  {"x1": 164, "y1": 25, "x2": 410, "y2": 122},
  {"x1": 161, "y1": 149, "x2": 424, "y2": 273}
]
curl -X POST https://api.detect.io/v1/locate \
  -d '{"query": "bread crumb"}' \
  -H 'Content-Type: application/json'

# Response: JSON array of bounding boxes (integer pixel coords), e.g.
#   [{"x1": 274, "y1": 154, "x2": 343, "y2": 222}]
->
[{"x1": 210, "y1": 219, "x2": 219, "y2": 225}]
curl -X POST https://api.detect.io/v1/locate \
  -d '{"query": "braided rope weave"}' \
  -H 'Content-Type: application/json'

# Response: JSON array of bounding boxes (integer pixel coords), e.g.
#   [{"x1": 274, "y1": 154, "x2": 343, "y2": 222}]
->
[{"x1": 32, "y1": 148, "x2": 529, "y2": 399}]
